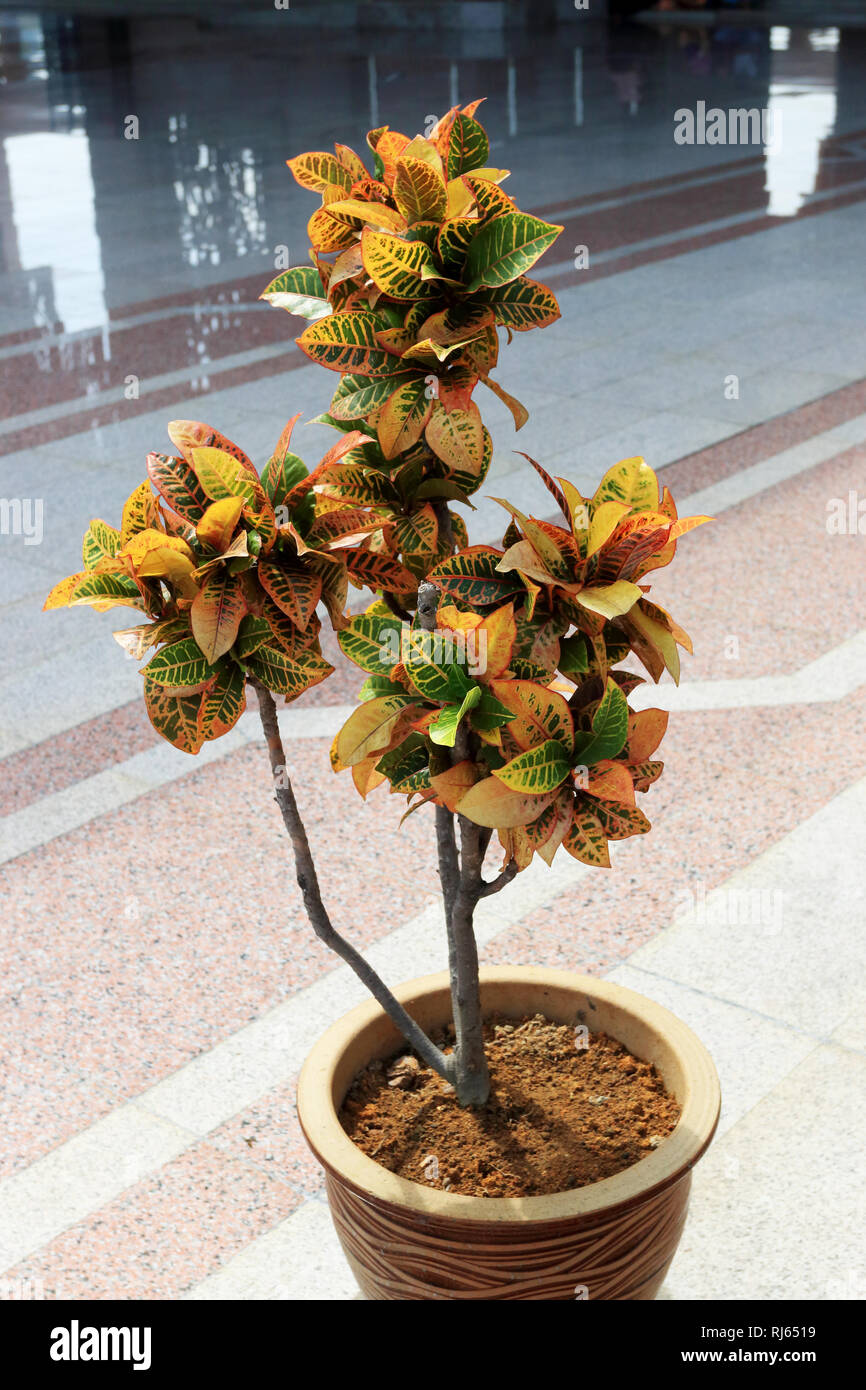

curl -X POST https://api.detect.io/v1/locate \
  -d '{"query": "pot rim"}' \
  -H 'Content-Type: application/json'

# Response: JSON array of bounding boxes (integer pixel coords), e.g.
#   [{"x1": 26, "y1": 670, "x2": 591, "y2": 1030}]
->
[{"x1": 297, "y1": 965, "x2": 721, "y2": 1224}]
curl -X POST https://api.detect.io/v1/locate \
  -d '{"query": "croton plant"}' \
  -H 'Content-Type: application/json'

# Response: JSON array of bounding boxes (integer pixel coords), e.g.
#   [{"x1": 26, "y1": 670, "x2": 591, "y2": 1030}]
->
[{"x1": 46, "y1": 104, "x2": 707, "y2": 1107}]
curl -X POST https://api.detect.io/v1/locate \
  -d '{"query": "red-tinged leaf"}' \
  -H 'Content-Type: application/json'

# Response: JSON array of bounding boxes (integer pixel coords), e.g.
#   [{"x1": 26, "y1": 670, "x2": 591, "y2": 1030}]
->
[
  {"x1": 335, "y1": 143, "x2": 368, "y2": 182},
  {"x1": 536, "y1": 789, "x2": 576, "y2": 867},
  {"x1": 258, "y1": 560, "x2": 322, "y2": 632},
  {"x1": 392, "y1": 503, "x2": 439, "y2": 562},
  {"x1": 351, "y1": 754, "x2": 387, "y2": 799},
  {"x1": 563, "y1": 804, "x2": 611, "y2": 868},
  {"x1": 287, "y1": 151, "x2": 353, "y2": 193},
  {"x1": 472, "y1": 603, "x2": 516, "y2": 681},
  {"x1": 592, "y1": 801, "x2": 652, "y2": 841},
  {"x1": 424, "y1": 401, "x2": 484, "y2": 476},
  {"x1": 112, "y1": 617, "x2": 189, "y2": 661},
  {"x1": 630, "y1": 760, "x2": 664, "y2": 793},
  {"x1": 429, "y1": 545, "x2": 524, "y2": 607},
  {"x1": 198, "y1": 660, "x2": 247, "y2": 740},
  {"x1": 485, "y1": 678, "x2": 574, "y2": 753},
  {"x1": 479, "y1": 372, "x2": 528, "y2": 429},
  {"x1": 344, "y1": 549, "x2": 417, "y2": 595},
  {"x1": 306, "y1": 509, "x2": 385, "y2": 549},
  {"x1": 457, "y1": 777, "x2": 556, "y2": 830},
  {"x1": 393, "y1": 155, "x2": 447, "y2": 224},
  {"x1": 366, "y1": 127, "x2": 410, "y2": 183},
  {"x1": 625, "y1": 708, "x2": 669, "y2": 762},
  {"x1": 586, "y1": 761, "x2": 636, "y2": 807},
  {"x1": 167, "y1": 421, "x2": 257, "y2": 479},
  {"x1": 516, "y1": 453, "x2": 570, "y2": 524},
  {"x1": 377, "y1": 377, "x2": 434, "y2": 459},
  {"x1": 669, "y1": 514, "x2": 712, "y2": 542},
  {"x1": 430, "y1": 759, "x2": 478, "y2": 814},
  {"x1": 620, "y1": 603, "x2": 681, "y2": 684},
  {"x1": 190, "y1": 572, "x2": 247, "y2": 663},
  {"x1": 146, "y1": 453, "x2": 208, "y2": 524},
  {"x1": 307, "y1": 204, "x2": 358, "y2": 253}
]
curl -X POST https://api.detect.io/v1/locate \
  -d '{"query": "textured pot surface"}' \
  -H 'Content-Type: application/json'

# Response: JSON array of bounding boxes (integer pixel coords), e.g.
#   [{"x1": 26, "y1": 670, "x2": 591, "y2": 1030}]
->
[{"x1": 297, "y1": 967, "x2": 721, "y2": 1300}]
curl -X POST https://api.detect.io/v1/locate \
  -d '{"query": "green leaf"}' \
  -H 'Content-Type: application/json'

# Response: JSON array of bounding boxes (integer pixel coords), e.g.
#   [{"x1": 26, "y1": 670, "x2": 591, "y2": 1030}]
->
[
  {"x1": 429, "y1": 684, "x2": 482, "y2": 747},
  {"x1": 260, "y1": 266, "x2": 330, "y2": 320},
  {"x1": 338, "y1": 613, "x2": 402, "y2": 676},
  {"x1": 470, "y1": 690, "x2": 517, "y2": 735},
  {"x1": 297, "y1": 311, "x2": 402, "y2": 377},
  {"x1": 376, "y1": 734, "x2": 428, "y2": 788},
  {"x1": 573, "y1": 678, "x2": 629, "y2": 766},
  {"x1": 445, "y1": 113, "x2": 490, "y2": 180},
  {"x1": 558, "y1": 633, "x2": 589, "y2": 676},
  {"x1": 403, "y1": 627, "x2": 474, "y2": 702},
  {"x1": 234, "y1": 615, "x2": 272, "y2": 659},
  {"x1": 466, "y1": 212, "x2": 563, "y2": 293},
  {"x1": 358, "y1": 674, "x2": 408, "y2": 702},
  {"x1": 82, "y1": 519, "x2": 121, "y2": 571},
  {"x1": 429, "y1": 546, "x2": 524, "y2": 608},
  {"x1": 142, "y1": 637, "x2": 215, "y2": 691},
  {"x1": 245, "y1": 643, "x2": 333, "y2": 700},
  {"x1": 492, "y1": 739, "x2": 571, "y2": 795},
  {"x1": 329, "y1": 373, "x2": 414, "y2": 423}
]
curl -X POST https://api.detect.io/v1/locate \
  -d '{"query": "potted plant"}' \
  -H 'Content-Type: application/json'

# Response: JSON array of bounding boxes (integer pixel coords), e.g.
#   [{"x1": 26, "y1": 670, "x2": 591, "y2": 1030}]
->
[{"x1": 45, "y1": 103, "x2": 720, "y2": 1301}]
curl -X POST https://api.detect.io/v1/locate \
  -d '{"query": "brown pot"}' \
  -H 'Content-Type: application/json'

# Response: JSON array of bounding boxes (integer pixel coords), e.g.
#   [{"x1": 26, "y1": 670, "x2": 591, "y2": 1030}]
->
[{"x1": 297, "y1": 966, "x2": 720, "y2": 1301}]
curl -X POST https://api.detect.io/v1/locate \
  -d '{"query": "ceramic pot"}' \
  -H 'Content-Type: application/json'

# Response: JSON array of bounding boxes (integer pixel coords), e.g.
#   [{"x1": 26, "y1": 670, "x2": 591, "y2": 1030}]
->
[{"x1": 297, "y1": 966, "x2": 720, "y2": 1300}]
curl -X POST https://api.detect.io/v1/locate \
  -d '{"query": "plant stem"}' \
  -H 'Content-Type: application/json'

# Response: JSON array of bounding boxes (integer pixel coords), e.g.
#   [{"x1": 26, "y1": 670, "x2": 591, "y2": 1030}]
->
[
  {"x1": 250, "y1": 679, "x2": 454, "y2": 1087},
  {"x1": 417, "y1": 582, "x2": 492, "y2": 1107}
]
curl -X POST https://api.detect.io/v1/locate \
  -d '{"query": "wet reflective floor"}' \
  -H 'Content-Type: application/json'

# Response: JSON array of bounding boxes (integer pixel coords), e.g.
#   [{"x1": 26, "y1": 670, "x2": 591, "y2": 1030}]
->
[{"x1": 1, "y1": 10, "x2": 864, "y2": 453}]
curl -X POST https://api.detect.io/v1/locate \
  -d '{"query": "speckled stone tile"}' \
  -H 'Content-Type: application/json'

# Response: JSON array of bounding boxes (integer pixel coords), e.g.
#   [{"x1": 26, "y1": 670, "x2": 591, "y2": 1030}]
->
[
  {"x1": 484, "y1": 687, "x2": 866, "y2": 975},
  {"x1": 2, "y1": 1138, "x2": 304, "y2": 1300}
]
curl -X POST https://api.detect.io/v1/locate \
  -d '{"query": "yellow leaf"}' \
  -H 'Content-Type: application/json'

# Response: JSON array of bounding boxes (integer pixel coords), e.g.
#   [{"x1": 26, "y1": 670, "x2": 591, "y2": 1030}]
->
[{"x1": 457, "y1": 777, "x2": 556, "y2": 830}]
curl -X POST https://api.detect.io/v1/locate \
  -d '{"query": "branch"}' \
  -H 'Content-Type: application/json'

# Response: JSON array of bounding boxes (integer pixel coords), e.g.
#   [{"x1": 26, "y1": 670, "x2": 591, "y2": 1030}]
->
[
  {"x1": 383, "y1": 590, "x2": 412, "y2": 624},
  {"x1": 431, "y1": 499, "x2": 454, "y2": 556},
  {"x1": 477, "y1": 860, "x2": 519, "y2": 898},
  {"x1": 250, "y1": 680, "x2": 453, "y2": 1085}
]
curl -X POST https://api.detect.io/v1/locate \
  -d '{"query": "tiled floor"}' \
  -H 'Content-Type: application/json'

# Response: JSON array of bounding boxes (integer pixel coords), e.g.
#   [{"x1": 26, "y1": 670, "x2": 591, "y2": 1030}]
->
[{"x1": 1, "y1": 8, "x2": 865, "y2": 1300}]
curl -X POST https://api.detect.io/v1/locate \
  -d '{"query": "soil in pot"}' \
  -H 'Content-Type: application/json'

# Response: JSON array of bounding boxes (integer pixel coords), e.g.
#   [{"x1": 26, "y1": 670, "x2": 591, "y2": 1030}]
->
[{"x1": 339, "y1": 1012, "x2": 681, "y2": 1198}]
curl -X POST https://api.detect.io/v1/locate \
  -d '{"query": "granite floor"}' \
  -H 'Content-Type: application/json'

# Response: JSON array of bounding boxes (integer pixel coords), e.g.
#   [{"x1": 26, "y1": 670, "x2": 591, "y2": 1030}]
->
[{"x1": 0, "y1": 8, "x2": 864, "y2": 1301}]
